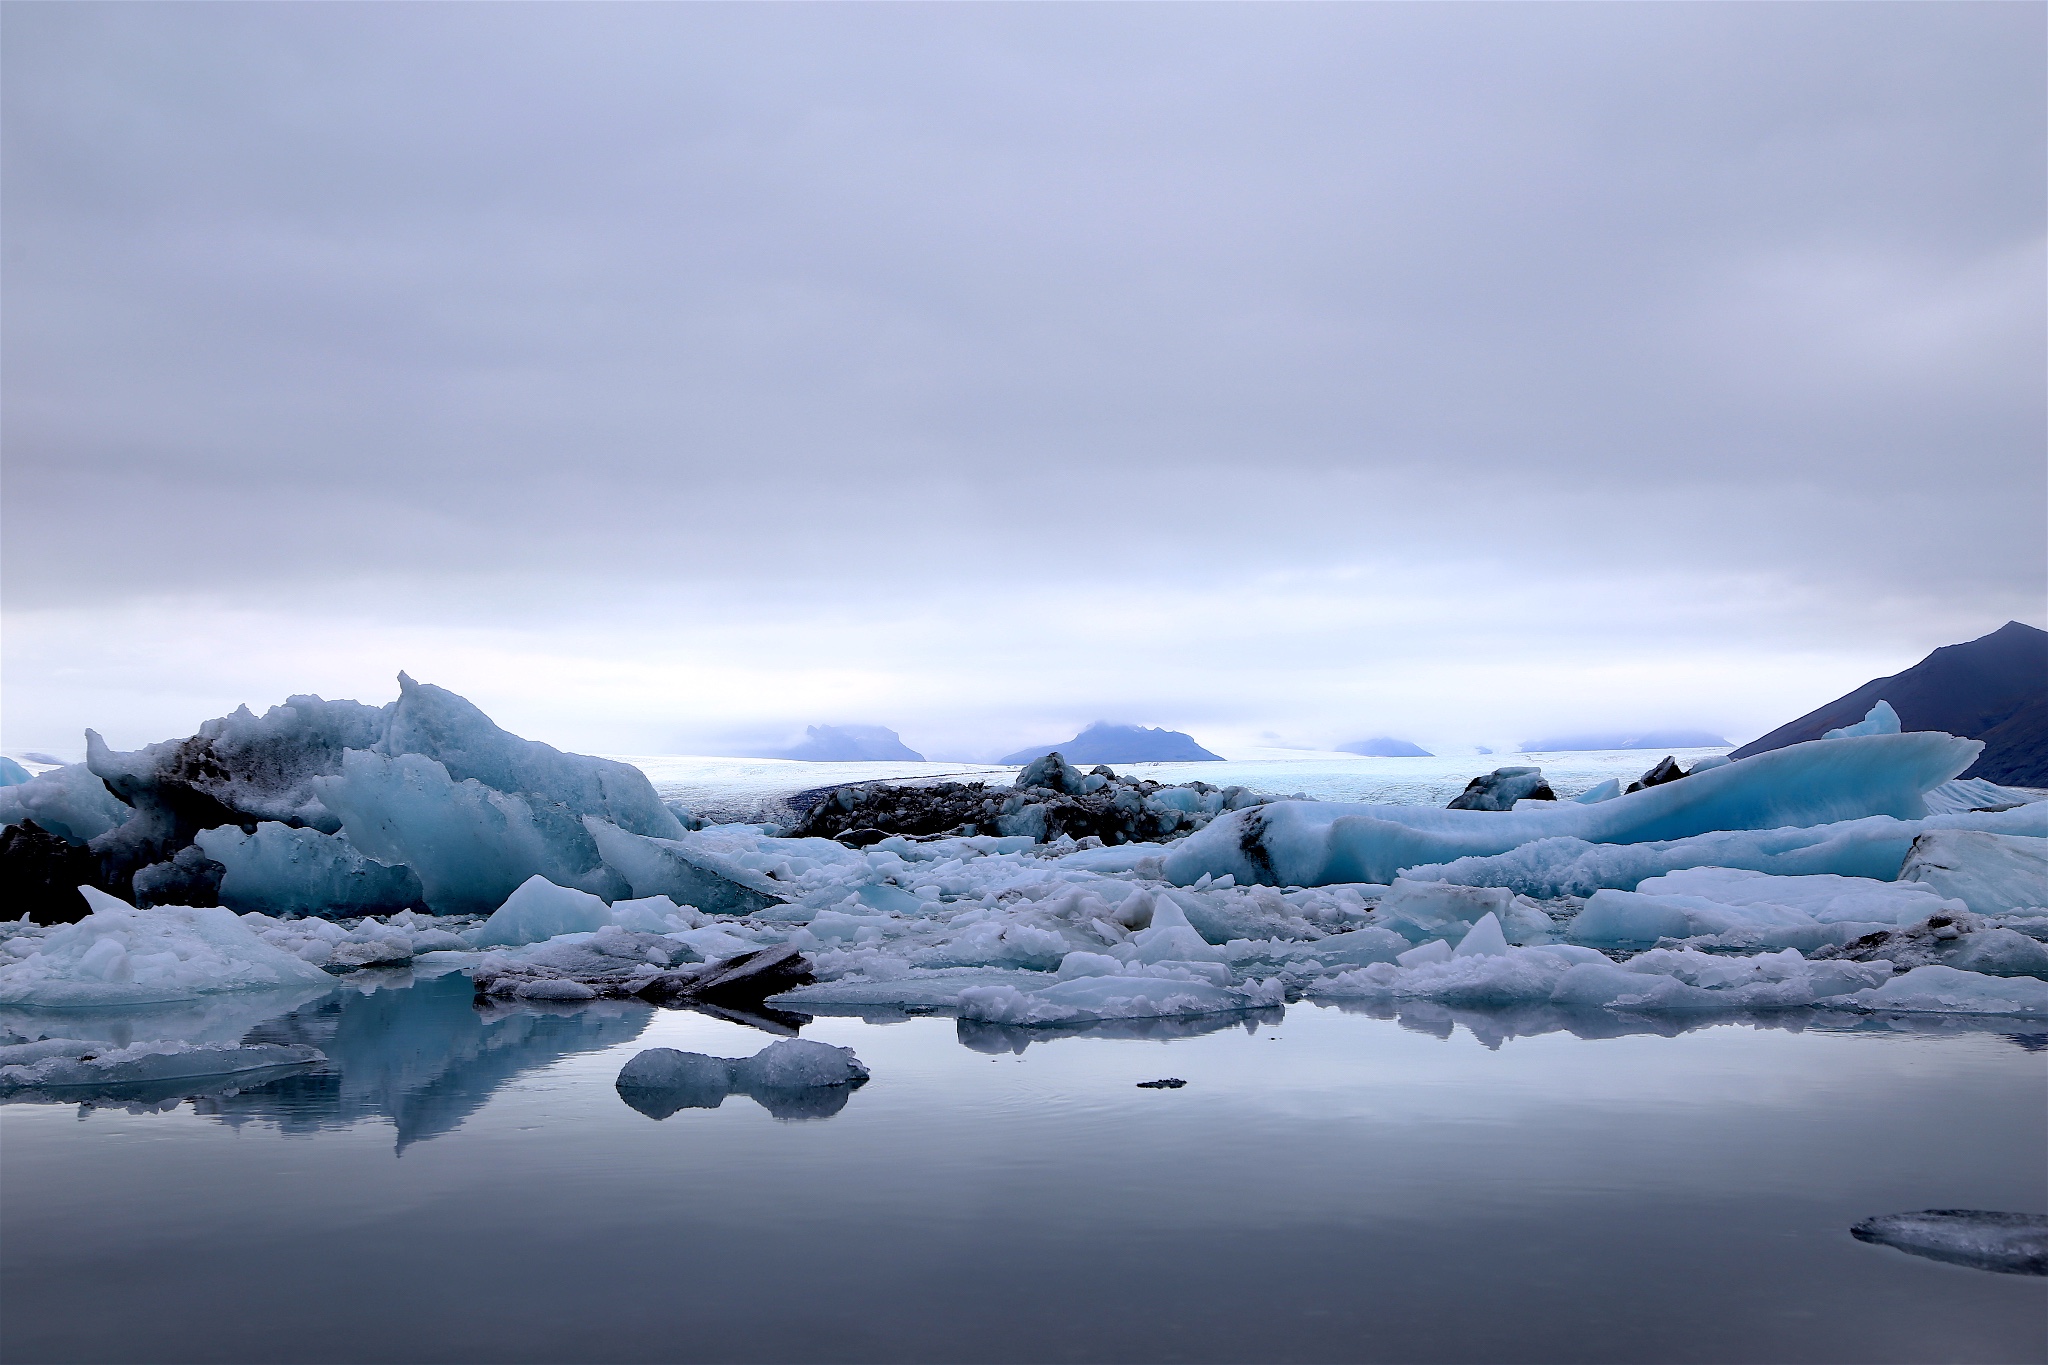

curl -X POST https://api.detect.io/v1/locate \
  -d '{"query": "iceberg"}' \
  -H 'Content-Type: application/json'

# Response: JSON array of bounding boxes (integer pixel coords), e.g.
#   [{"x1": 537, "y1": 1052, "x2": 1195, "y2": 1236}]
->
[
  {"x1": 193, "y1": 822, "x2": 425, "y2": 917},
  {"x1": 1162, "y1": 731, "x2": 1982, "y2": 889},
  {"x1": 76, "y1": 674, "x2": 682, "y2": 913},
  {"x1": 465, "y1": 876, "x2": 616, "y2": 948},
  {"x1": 0, "y1": 889, "x2": 335, "y2": 1007},
  {"x1": 316, "y1": 750, "x2": 627, "y2": 912},
  {"x1": 615, "y1": 1039, "x2": 868, "y2": 1120}
]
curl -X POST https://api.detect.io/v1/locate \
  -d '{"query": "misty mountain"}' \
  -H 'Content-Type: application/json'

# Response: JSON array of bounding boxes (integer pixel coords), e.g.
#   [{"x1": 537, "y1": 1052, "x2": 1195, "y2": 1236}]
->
[
  {"x1": 758, "y1": 725, "x2": 925, "y2": 763},
  {"x1": 1337, "y1": 736, "x2": 1434, "y2": 757},
  {"x1": 1001, "y1": 723, "x2": 1222, "y2": 766}
]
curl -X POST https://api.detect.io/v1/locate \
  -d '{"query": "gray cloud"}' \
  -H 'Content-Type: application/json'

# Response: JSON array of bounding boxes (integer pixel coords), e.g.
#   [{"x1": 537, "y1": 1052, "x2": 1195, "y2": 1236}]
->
[{"x1": 3, "y1": 3, "x2": 2041, "y2": 754}]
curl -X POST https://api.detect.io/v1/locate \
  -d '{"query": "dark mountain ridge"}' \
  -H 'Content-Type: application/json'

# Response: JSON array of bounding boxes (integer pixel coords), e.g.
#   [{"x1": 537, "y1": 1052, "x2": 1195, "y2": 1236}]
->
[{"x1": 1729, "y1": 621, "x2": 2047, "y2": 787}]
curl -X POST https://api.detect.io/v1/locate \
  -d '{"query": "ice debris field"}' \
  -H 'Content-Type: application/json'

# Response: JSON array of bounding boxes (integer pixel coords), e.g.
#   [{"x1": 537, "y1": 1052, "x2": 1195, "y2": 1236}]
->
[{"x1": 3, "y1": 677, "x2": 2046, "y2": 1089}]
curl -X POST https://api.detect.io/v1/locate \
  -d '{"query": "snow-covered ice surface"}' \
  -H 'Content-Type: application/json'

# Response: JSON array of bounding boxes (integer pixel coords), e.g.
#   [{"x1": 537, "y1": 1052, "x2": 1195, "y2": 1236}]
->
[{"x1": 3, "y1": 980, "x2": 2041, "y2": 1364}]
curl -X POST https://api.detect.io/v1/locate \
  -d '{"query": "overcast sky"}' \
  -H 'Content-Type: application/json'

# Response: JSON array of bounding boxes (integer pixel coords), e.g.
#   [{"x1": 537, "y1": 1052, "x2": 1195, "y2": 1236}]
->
[{"x1": 4, "y1": 2, "x2": 2042, "y2": 761}]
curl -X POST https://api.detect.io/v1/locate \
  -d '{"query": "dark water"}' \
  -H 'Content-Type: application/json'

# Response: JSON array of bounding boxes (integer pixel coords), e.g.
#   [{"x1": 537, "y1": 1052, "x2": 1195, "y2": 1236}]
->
[{"x1": 3, "y1": 973, "x2": 2043, "y2": 1365}]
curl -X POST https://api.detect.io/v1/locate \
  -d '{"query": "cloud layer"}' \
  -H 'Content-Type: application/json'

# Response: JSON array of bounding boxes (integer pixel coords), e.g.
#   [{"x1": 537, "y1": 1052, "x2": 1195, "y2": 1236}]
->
[{"x1": 5, "y1": 5, "x2": 2042, "y2": 758}]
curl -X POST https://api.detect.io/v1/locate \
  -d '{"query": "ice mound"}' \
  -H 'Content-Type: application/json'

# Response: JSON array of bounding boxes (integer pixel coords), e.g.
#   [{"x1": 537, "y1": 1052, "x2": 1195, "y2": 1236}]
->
[
  {"x1": 615, "y1": 1038, "x2": 868, "y2": 1120},
  {"x1": 466, "y1": 876, "x2": 616, "y2": 948},
  {"x1": 1164, "y1": 731, "x2": 1983, "y2": 889},
  {"x1": 1851, "y1": 1210, "x2": 2048, "y2": 1276},
  {"x1": 1897, "y1": 830, "x2": 2048, "y2": 914},
  {"x1": 0, "y1": 889, "x2": 337, "y2": 1006},
  {"x1": 194, "y1": 822, "x2": 425, "y2": 917},
  {"x1": 0, "y1": 1038, "x2": 322, "y2": 1093}
]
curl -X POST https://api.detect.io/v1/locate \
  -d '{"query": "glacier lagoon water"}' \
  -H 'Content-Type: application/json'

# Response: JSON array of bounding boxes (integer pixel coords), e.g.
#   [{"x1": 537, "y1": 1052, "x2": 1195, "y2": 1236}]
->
[{"x1": 4, "y1": 971, "x2": 2043, "y2": 1364}]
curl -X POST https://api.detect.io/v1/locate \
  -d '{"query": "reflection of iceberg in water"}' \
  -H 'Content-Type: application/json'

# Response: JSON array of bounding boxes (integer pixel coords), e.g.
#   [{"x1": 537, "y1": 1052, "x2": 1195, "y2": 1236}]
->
[
  {"x1": 194, "y1": 972, "x2": 651, "y2": 1150},
  {"x1": 0, "y1": 982, "x2": 340, "y2": 1053},
  {"x1": 956, "y1": 1006, "x2": 1286, "y2": 1055},
  {"x1": 1314, "y1": 997, "x2": 2048, "y2": 1052}
]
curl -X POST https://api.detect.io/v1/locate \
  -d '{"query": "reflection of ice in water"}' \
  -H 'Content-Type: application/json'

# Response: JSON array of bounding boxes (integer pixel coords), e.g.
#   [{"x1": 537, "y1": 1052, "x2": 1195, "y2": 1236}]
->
[
  {"x1": 188, "y1": 973, "x2": 652, "y2": 1150},
  {"x1": 956, "y1": 1007, "x2": 1283, "y2": 1055}
]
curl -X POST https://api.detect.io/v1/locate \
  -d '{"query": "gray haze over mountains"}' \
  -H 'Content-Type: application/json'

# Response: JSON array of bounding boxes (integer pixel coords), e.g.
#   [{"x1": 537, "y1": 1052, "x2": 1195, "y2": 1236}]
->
[{"x1": 3, "y1": 5, "x2": 2042, "y2": 760}]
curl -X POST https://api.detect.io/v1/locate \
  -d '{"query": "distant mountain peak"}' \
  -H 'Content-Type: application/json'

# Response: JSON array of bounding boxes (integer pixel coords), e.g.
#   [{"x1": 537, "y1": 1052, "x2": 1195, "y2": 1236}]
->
[{"x1": 1000, "y1": 722, "x2": 1222, "y2": 766}]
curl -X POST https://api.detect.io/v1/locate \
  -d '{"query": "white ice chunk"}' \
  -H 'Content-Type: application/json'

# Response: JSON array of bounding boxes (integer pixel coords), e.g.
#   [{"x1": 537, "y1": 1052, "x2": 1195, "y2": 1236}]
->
[
  {"x1": 1897, "y1": 830, "x2": 2048, "y2": 915},
  {"x1": 1843, "y1": 964, "x2": 2048, "y2": 1016},
  {"x1": 1396, "y1": 938, "x2": 1454, "y2": 967},
  {"x1": 608, "y1": 894, "x2": 707, "y2": 933},
  {"x1": 1374, "y1": 880, "x2": 1513, "y2": 943},
  {"x1": 316, "y1": 750, "x2": 614, "y2": 913},
  {"x1": 1824, "y1": 700, "x2": 1901, "y2": 739},
  {"x1": 1453, "y1": 912, "x2": 1510, "y2": 958},
  {"x1": 0, "y1": 764, "x2": 130, "y2": 843},
  {"x1": 465, "y1": 876, "x2": 614, "y2": 948},
  {"x1": 1943, "y1": 928, "x2": 2048, "y2": 979},
  {"x1": 0, "y1": 890, "x2": 335, "y2": 1006},
  {"x1": 194, "y1": 822, "x2": 424, "y2": 917},
  {"x1": 1571, "y1": 778, "x2": 1623, "y2": 805},
  {"x1": 730, "y1": 1038, "x2": 869, "y2": 1090}
]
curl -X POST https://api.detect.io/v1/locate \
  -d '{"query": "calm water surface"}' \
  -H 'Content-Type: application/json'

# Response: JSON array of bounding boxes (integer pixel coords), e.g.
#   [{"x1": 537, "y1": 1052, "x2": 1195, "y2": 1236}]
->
[{"x1": 3, "y1": 973, "x2": 2043, "y2": 1364}]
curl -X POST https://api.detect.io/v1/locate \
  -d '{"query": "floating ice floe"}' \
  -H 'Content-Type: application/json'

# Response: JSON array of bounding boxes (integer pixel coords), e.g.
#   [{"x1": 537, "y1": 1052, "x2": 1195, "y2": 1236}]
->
[{"x1": 615, "y1": 1038, "x2": 868, "y2": 1120}]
